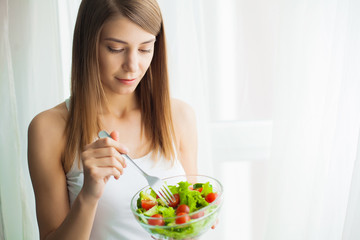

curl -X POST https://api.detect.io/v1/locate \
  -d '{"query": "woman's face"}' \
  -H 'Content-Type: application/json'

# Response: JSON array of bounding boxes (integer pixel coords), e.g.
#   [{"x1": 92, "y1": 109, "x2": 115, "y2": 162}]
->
[{"x1": 98, "y1": 16, "x2": 156, "y2": 95}]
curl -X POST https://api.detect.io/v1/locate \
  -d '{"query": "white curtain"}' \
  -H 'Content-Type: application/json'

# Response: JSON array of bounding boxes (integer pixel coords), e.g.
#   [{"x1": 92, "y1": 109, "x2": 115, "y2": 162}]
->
[
  {"x1": 343, "y1": 133, "x2": 360, "y2": 239},
  {"x1": 1, "y1": 0, "x2": 360, "y2": 239},
  {"x1": 157, "y1": 0, "x2": 213, "y2": 175},
  {"x1": 0, "y1": 0, "x2": 77, "y2": 238},
  {"x1": 167, "y1": 0, "x2": 360, "y2": 239},
  {"x1": 1, "y1": 0, "x2": 37, "y2": 239},
  {"x1": 265, "y1": 0, "x2": 360, "y2": 239}
]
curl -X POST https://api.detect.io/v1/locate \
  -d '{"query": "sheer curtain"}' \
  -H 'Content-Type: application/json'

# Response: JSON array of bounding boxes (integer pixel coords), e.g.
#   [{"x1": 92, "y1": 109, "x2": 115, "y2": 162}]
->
[
  {"x1": 0, "y1": 0, "x2": 76, "y2": 238},
  {"x1": 1, "y1": 0, "x2": 38, "y2": 239},
  {"x1": 157, "y1": 0, "x2": 213, "y2": 175},
  {"x1": 1, "y1": 0, "x2": 360, "y2": 239},
  {"x1": 162, "y1": 0, "x2": 360, "y2": 239},
  {"x1": 265, "y1": 0, "x2": 360, "y2": 239}
]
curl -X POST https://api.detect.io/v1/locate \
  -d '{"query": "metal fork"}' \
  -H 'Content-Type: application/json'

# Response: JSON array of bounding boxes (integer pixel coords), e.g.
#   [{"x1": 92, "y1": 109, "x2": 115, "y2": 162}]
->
[{"x1": 98, "y1": 130, "x2": 176, "y2": 206}]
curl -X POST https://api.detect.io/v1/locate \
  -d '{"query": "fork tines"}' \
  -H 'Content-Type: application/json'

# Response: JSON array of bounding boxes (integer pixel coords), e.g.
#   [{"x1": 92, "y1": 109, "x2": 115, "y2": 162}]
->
[{"x1": 157, "y1": 184, "x2": 175, "y2": 206}]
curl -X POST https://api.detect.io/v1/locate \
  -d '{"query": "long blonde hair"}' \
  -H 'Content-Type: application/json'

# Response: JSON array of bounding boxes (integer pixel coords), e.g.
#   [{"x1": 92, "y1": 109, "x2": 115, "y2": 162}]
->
[{"x1": 63, "y1": 0, "x2": 175, "y2": 172}]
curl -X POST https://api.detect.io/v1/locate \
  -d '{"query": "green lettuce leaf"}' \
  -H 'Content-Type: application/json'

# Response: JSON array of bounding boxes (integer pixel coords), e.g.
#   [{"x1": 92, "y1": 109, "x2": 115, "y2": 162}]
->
[
  {"x1": 178, "y1": 181, "x2": 209, "y2": 212},
  {"x1": 157, "y1": 206, "x2": 175, "y2": 218},
  {"x1": 201, "y1": 182, "x2": 213, "y2": 197}
]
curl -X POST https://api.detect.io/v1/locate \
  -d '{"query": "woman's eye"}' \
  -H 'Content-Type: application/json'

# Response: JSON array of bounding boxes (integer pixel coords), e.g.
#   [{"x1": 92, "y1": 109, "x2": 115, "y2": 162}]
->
[
  {"x1": 139, "y1": 49, "x2": 152, "y2": 53},
  {"x1": 107, "y1": 46, "x2": 124, "y2": 53}
]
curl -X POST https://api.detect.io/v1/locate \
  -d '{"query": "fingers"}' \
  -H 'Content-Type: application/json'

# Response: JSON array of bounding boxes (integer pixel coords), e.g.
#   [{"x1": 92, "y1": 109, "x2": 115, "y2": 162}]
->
[
  {"x1": 84, "y1": 137, "x2": 129, "y2": 154},
  {"x1": 103, "y1": 166, "x2": 121, "y2": 180},
  {"x1": 110, "y1": 130, "x2": 120, "y2": 141},
  {"x1": 83, "y1": 147, "x2": 127, "y2": 168},
  {"x1": 82, "y1": 131, "x2": 129, "y2": 181},
  {"x1": 87, "y1": 164, "x2": 122, "y2": 180},
  {"x1": 88, "y1": 157, "x2": 125, "y2": 175},
  {"x1": 83, "y1": 158, "x2": 124, "y2": 181},
  {"x1": 82, "y1": 148, "x2": 127, "y2": 180}
]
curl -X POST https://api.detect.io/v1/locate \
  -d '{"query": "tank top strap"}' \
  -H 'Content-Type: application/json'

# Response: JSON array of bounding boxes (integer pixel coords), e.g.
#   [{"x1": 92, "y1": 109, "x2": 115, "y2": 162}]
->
[{"x1": 65, "y1": 98, "x2": 70, "y2": 111}]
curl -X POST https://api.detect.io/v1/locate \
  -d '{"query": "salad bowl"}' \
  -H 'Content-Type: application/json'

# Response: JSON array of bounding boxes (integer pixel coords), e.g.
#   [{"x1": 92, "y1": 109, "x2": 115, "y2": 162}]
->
[{"x1": 130, "y1": 175, "x2": 223, "y2": 240}]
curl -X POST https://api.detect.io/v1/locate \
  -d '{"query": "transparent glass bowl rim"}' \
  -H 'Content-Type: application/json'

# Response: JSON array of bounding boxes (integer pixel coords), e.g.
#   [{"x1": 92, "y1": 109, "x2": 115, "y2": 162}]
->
[{"x1": 130, "y1": 174, "x2": 223, "y2": 224}]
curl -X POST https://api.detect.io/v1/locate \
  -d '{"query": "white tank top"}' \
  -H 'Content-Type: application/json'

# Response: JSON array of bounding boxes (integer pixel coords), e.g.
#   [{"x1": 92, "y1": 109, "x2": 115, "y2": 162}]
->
[{"x1": 65, "y1": 99, "x2": 186, "y2": 240}]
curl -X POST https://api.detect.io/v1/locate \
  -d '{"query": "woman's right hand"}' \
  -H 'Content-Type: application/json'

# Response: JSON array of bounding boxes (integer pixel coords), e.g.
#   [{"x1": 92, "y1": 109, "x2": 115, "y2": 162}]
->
[{"x1": 80, "y1": 131, "x2": 128, "y2": 202}]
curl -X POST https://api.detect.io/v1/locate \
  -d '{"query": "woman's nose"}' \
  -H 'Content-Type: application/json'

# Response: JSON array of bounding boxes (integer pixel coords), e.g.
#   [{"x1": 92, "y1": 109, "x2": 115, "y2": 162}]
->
[{"x1": 123, "y1": 50, "x2": 139, "y2": 73}]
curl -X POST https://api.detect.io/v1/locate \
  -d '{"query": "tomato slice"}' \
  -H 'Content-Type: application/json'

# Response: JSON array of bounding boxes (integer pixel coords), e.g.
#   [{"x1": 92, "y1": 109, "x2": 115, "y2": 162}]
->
[
  {"x1": 141, "y1": 200, "x2": 157, "y2": 210},
  {"x1": 175, "y1": 212, "x2": 191, "y2": 224},
  {"x1": 205, "y1": 192, "x2": 218, "y2": 203},
  {"x1": 168, "y1": 193, "x2": 180, "y2": 208},
  {"x1": 148, "y1": 214, "x2": 165, "y2": 226}
]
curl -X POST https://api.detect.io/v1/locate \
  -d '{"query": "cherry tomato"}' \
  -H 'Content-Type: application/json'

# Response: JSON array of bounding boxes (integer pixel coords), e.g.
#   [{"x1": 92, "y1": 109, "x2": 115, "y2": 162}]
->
[
  {"x1": 195, "y1": 187, "x2": 203, "y2": 193},
  {"x1": 191, "y1": 210, "x2": 205, "y2": 219},
  {"x1": 205, "y1": 192, "x2": 218, "y2": 203},
  {"x1": 175, "y1": 212, "x2": 191, "y2": 224},
  {"x1": 168, "y1": 193, "x2": 180, "y2": 208},
  {"x1": 176, "y1": 204, "x2": 190, "y2": 215},
  {"x1": 148, "y1": 214, "x2": 165, "y2": 226},
  {"x1": 141, "y1": 200, "x2": 157, "y2": 210}
]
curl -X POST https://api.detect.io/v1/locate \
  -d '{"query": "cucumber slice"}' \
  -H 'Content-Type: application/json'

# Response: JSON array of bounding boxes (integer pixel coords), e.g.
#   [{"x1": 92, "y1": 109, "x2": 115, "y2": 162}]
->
[{"x1": 192, "y1": 183, "x2": 204, "y2": 189}]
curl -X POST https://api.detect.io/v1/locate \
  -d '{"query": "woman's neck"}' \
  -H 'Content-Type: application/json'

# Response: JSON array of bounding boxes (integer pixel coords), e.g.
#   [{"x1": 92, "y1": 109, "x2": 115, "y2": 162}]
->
[{"x1": 101, "y1": 91, "x2": 139, "y2": 119}]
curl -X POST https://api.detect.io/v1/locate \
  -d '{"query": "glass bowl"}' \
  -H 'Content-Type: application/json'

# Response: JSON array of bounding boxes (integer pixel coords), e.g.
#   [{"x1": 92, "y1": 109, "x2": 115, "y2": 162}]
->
[{"x1": 130, "y1": 175, "x2": 223, "y2": 240}]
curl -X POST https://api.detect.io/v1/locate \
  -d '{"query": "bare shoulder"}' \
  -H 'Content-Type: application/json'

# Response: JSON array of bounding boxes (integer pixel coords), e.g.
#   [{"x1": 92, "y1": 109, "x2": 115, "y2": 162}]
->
[
  {"x1": 29, "y1": 103, "x2": 68, "y2": 133},
  {"x1": 171, "y1": 98, "x2": 198, "y2": 174},
  {"x1": 171, "y1": 98, "x2": 197, "y2": 127},
  {"x1": 28, "y1": 102, "x2": 68, "y2": 168},
  {"x1": 28, "y1": 102, "x2": 71, "y2": 238}
]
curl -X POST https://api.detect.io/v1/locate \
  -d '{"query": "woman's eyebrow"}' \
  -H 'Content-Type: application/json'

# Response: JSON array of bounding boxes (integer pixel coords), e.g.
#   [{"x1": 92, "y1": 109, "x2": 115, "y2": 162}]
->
[{"x1": 104, "y1": 37, "x2": 156, "y2": 44}]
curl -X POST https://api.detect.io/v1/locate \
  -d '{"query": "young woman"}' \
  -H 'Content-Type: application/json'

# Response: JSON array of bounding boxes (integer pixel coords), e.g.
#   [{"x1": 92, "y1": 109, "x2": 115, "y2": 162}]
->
[{"x1": 27, "y1": 0, "x2": 197, "y2": 239}]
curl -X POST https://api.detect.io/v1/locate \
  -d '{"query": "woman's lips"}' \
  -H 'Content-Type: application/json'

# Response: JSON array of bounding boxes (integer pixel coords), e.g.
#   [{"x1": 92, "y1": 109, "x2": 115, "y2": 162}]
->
[{"x1": 116, "y1": 78, "x2": 136, "y2": 85}]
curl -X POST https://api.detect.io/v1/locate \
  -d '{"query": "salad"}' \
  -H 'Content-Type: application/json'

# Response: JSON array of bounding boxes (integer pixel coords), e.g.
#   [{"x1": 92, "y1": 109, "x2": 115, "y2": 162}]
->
[{"x1": 135, "y1": 181, "x2": 220, "y2": 239}]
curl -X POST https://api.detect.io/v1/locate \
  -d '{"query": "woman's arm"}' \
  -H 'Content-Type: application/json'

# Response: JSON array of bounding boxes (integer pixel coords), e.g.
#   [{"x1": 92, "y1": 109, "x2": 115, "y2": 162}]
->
[
  {"x1": 28, "y1": 105, "x2": 128, "y2": 240},
  {"x1": 28, "y1": 108, "x2": 96, "y2": 240},
  {"x1": 171, "y1": 99, "x2": 198, "y2": 175}
]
